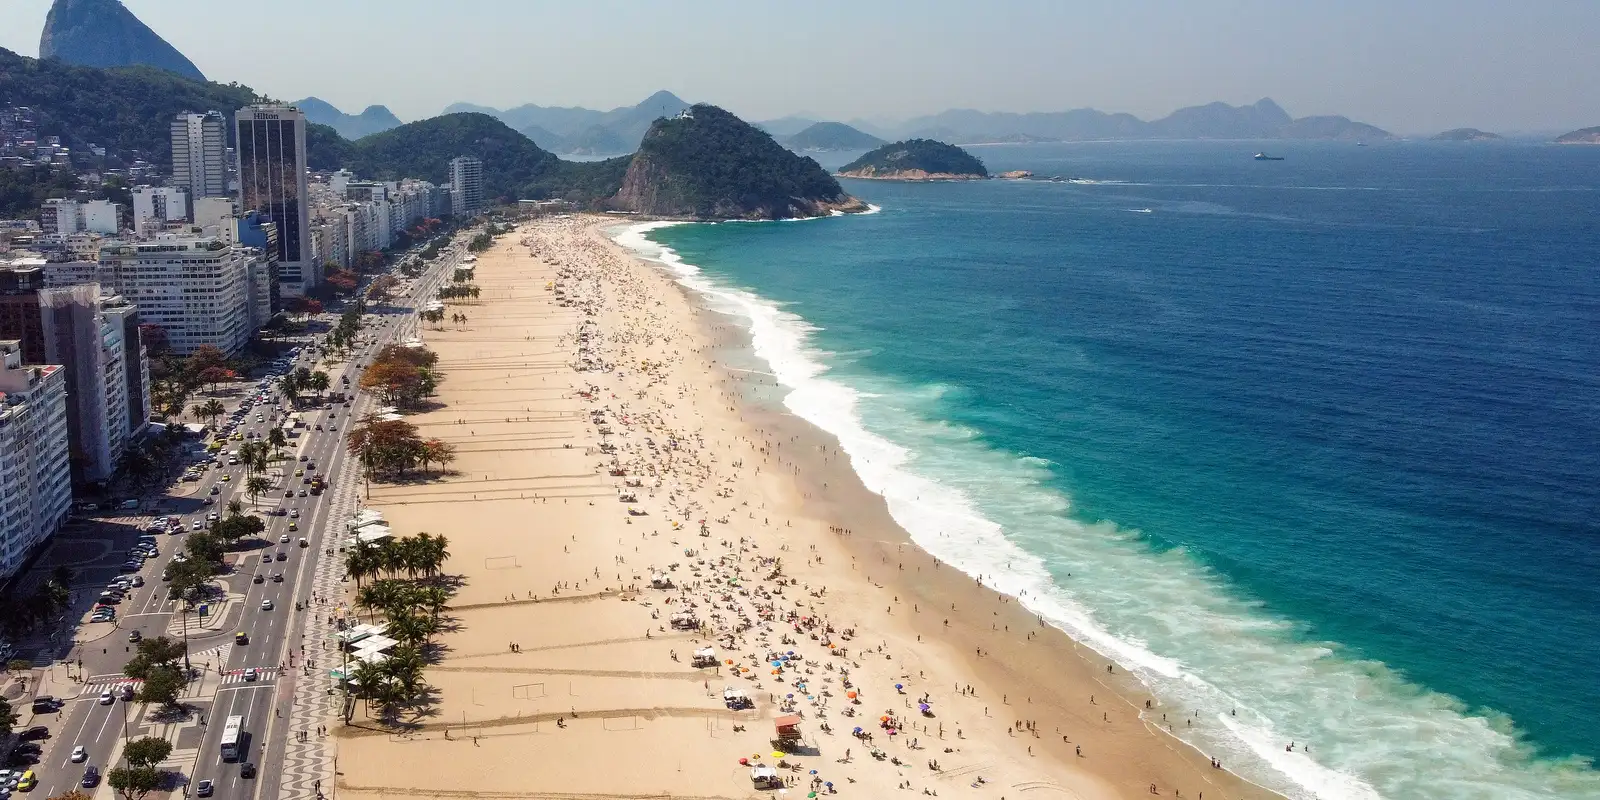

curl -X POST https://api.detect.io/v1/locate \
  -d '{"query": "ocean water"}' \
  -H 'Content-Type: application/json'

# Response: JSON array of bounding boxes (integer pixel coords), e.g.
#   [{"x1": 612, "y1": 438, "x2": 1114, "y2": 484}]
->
[{"x1": 611, "y1": 140, "x2": 1600, "y2": 800}]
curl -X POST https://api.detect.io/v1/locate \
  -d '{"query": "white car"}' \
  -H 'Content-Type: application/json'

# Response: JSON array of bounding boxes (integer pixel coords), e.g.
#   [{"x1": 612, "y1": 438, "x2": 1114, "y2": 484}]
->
[
  {"x1": 71, "y1": 745, "x2": 88, "y2": 763},
  {"x1": 242, "y1": 667, "x2": 259, "y2": 682},
  {"x1": 192, "y1": 520, "x2": 203, "y2": 530},
  {"x1": 260, "y1": 599, "x2": 274, "y2": 611},
  {"x1": 279, "y1": 534, "x2": 291, "y2": 543},
  {"x1": 98, "y1": 690, "x2": 113, "y2": 705}
]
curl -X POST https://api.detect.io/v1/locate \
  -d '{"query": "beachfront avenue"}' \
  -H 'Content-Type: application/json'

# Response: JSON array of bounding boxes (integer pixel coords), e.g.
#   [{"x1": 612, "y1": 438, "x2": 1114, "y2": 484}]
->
[{"x1": 15, "y1": 239, "x2": 465, "y2": 800}]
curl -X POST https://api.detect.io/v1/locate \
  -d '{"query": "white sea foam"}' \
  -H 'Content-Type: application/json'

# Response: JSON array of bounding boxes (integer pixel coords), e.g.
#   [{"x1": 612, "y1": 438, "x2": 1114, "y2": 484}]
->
[{"x1": 607, "y1": 221, "x2": 1600, "y2": 800}]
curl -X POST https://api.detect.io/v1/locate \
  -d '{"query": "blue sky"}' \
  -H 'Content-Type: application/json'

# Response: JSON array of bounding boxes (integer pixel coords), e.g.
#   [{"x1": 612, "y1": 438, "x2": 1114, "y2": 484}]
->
[{"x1": 4, "y1": 0, "x2": 1598, "y2": 133}]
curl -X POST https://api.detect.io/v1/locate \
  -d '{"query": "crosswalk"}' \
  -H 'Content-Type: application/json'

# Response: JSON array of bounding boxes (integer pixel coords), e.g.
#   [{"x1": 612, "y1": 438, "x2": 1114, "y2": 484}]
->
[
  {"x1": 221, "y1": 667, "x2": 279, "y2": 685},
  {"x1": 79, "y1": 676, "x2": 141, "y2": 697}
]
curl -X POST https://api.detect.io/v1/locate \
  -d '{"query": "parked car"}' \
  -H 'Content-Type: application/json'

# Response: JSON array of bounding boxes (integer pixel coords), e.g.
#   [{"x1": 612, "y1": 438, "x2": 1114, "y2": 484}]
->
[{"x1": 15, "y1": 728, "x2": 47, "y2": 742}]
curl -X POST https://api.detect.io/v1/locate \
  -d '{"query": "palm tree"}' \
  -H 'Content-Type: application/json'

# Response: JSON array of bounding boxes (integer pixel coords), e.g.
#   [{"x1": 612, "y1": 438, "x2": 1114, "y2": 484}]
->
[
  {"x1": 200, "y1": 399, "x2": 225, "y2": 429},
  {"x1": 267, "y1": 427, "x2": 287, "y2": 458},
  {"x1": 344, "y1": 544, "x2": 382, "y2": 591},
  {"x1": 248, "y1": 445, "x2": 270, "y2": 475},
  {"x1": 308, "y1": 371, "x2": 331, "y2": 400},
  {"x1": 227, "y1": 498, "x2": 244, "y2": 518},
  {"x1": 245, "y1": 475, "x2": 272, "y2": 507}
]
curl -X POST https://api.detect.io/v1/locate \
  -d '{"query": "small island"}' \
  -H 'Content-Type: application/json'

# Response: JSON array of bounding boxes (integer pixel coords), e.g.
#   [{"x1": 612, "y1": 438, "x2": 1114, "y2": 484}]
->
[
  {"x1": 784, "y1": 122, "x2": 885, "y2": 152},
  {"x1": 1555, "y1": 126, "x2": 1600, "y2": 144},
  {"x1": 1431, "y1": 128, "x2": 1502, "y2": 141},
  {"x1": 837, "y1": 139, "x2": 989, "y2": 180}
]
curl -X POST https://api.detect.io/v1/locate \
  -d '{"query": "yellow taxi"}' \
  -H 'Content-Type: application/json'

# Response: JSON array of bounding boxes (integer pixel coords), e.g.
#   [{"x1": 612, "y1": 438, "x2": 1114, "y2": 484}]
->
[
  {"x1": 235, "y1": 631, "x2": 249, "y2": 645},
  {"x1": 17, "y1": 771, "x2": 36, "y2": 791},
  {"x1": 294, "y1": 468, "x2": 304, "y2": 476},
  {"x1": 220, "y1": 474, "x2": 231, "y2": 482},
  {"x1": 288, "y1": 521, "x2": 298, "y2": 531}
]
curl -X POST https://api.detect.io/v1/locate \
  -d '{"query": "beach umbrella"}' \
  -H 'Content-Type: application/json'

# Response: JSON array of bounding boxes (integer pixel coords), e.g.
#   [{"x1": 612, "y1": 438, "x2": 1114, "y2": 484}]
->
[
  {"x1": 880, "y1": 715, "x2": 889, "y2": 722},
  {"x1": 809, "y1": 793, "x2": 817, "y2": 798},
  {"x1": 846, "y1": 691, "x2": 857, "y2": 699},
  {"x1": 919, "y1": 703, "x2": 931, "y2": 711},
  {"x1": 810, "y1": 770, "x2": 818, "y2": 775},
  {"x1": 895, "y1": 683, "x2": 903, "y2": 690},
  {"x1": 739, "y1": 758, "x2": 749, "y2": 765},
  {"x1": 772, "y1": 751, "x2": 786, "y2": 758},
  {"x1": 786, "y1": 693, "x2": 794, "y2": 699}
]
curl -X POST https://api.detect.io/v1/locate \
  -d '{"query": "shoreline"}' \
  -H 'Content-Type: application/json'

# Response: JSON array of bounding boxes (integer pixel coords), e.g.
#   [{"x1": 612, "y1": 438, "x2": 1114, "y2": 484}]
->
[
  {"x1": 332, "y1": 214, "x2": 1281, "y2": 800},
  {"x1": 601, "y1": 219, "x2": 1285, "y2": 800}
]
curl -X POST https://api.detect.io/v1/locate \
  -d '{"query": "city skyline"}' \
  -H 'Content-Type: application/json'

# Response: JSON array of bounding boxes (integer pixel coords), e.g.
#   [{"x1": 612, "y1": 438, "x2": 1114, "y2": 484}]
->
[{"x1": 4, "y1": 0, "x2": 1599, "y2": 135}]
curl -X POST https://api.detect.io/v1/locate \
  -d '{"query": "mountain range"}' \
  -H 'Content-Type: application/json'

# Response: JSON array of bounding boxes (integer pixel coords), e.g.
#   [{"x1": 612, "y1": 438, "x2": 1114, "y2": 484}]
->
[
  {"x1": 865, "y1": 98, "x2": 1393, "y2": 143},
  {"x1": 38, "y1": 0, "x2": 205, "y2": 81},
  {"x1": 291, "y1": 97, "x2": 404, "y2": 140},
  {"x1": 442, "y1": 90, "x2": 690, "y2": 156}
]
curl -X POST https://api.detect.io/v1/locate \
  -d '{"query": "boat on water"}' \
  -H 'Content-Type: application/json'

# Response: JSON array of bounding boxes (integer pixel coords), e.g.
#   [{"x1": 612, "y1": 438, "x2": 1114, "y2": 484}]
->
[{"x1": 1253, "y1": 153, "x2": 1285, "y2": 161}]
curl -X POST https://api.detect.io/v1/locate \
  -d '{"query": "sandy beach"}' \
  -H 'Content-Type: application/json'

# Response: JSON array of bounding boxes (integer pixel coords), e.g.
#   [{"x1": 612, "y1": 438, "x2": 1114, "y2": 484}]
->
[{"x1": 331, "y1": 215, "x2": 1282, "y2": 800}]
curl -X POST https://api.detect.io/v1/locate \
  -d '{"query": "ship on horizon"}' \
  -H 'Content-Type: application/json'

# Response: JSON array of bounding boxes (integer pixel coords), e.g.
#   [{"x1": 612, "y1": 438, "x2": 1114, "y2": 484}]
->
[{"x1": 1253, "y1": 152, "x2": 1285, "y2": 161}]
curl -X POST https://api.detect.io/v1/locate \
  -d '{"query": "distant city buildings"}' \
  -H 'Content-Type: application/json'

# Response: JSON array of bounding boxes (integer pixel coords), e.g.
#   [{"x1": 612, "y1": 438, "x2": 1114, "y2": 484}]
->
[
  {"x1": 0, "y1": 340, "x2": 71, "y2": 579},
  {"x1": 449, "y1": 156, "x2": 484, "y2": 217},
  {"x1": 308, "y1": 175, "x2": 448, "y2": 269},
  {"x1": 171, "y1": 111, "x2": 228, "y2": 203},
  {"x1": 235, "y1": 105, "x2": 313, "y2": 295}
]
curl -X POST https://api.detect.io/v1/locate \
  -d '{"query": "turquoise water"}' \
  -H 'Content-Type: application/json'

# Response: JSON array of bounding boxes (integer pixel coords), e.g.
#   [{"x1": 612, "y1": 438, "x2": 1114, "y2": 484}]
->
[{"x1": 612, "y1": 140, "x2": 1600, "y2": 800}]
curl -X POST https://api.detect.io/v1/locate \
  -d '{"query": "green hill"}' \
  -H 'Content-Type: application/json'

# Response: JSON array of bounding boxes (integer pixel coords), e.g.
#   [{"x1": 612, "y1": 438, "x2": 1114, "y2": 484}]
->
[
  {"x1": 837, "y1": 139, "x2": 988, "y2": 179},
  {"x1": 0, "y1": 46, "x2": 258, "y2": 163},
  {"x1": 613, "y1": 104, "x2": 864, "y2": 220},
  {"x1": 343, "y1": 113, "x2": 629, "y2": 204},
  {"x1": 784, "y1": 122, "x2": 886, "y2": 151}
]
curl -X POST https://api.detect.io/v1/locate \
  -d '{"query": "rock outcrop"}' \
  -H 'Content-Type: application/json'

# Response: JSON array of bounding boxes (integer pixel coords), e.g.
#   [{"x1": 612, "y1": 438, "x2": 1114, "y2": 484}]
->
[
  {"x1": 611, "y1": 104, "x2": 865, "y2": 220},
  {"x1": 837, "y1": 139, "x2": 989, "y2": 180},
  {"x1": 39, "y1": 0, "x2": 204, "y2": 81}
]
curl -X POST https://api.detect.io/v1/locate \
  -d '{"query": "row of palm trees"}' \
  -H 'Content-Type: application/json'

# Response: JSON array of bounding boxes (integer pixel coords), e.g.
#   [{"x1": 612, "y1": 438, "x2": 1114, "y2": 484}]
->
[
  {"x1": 344, "y1": 532, "x2": 451, "y2": 588},
  {"x1": 342, "y1": 533, "x2": 453, "y2": 720},
  {"x1": 421, "y1": 309, "x2": 469, "y2": 329},
  {"x1": 437, "y1": 284, "x2": 481, "y2": 303}
]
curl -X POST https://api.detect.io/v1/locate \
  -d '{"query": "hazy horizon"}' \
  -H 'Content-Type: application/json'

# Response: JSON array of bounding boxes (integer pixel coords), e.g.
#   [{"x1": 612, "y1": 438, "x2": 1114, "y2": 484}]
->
[{"x1": 3, "y1": 0, "x2": 1598, "y2": 135}]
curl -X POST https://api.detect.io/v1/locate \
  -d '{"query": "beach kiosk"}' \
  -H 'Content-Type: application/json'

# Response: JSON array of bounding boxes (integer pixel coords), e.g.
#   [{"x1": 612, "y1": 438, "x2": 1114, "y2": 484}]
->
[
  {"x1": 749, "y1": 764, "x2": 781, "y2": 789},
  {"x1": 670, "y1": 610, "x2": 699, "y2": 630},
  {"x1": 691, "y1": 646, "x2": 718, "y2": 668},
  {"x1": 723, "y1": 686, "x2": 752, "y2": 710}
]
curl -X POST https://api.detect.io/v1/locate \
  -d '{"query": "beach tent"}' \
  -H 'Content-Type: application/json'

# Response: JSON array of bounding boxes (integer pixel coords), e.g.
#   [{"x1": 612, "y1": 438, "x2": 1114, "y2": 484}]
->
[
  {"x1": 749, "y1": 765, "x2": 780, "y2": 789},
  {"x1": 692, "y1": 646, "x2": 717, "y2": 667}
]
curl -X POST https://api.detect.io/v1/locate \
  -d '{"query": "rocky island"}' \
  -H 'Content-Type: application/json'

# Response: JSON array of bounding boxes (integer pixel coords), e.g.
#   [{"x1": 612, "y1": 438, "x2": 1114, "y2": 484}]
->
[
  {"x1": 836, "y1": 139, "x2": 989, "y2": 180},
  {"x1": 1432, "y1": 128, "x2": 1502, "y2": 141},
  {"x1": 1555, "y1": 126, "x2": 1600, "y2": 144},
  {"x1": 611, "y1": 104, "x2": 867, "y2": 220}
]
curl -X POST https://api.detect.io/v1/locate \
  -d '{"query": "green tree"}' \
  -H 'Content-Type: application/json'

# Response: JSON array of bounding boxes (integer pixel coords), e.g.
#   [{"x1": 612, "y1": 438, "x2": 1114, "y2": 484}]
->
[
  {"x1": 123, "y1": 736, "x2": 173, "y2": 768},
  {"x1": 132, "y1": 665, "x2": 185, "y2": 709},
  {"x1": 107, "y1": 765, "x2": 163, "y2": 800},
  {"x1": 123, "y1": 636, "x2": 187, "y2": 678},
  {"x1": 184, "y1": 532, "x2": 224, "y2": 565},
  {"x1": 0, "y1": 698, "x2": 16, "y2": 737},
  {"x1": 199, "y1": 399, "x2": 225, "y2": 428}
]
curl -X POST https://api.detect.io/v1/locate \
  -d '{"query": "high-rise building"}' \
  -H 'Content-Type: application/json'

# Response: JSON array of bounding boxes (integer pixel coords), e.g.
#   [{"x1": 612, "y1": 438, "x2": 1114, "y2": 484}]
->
[
  {"x1": 235, "y1": 105, "x2": 313, "y2": 294},
  {"x1": 96, "y1": 236, "x2": 255, "y2": 356},
  {"x1": 449, "y1": 156, "x2": 484, "y2": 217},
  {"x1": 0, "y1": 340, "x2": 71, "y2": 579},
  {"x1": 0, "y1": 268, "x2": 152, "y2": 485},
  {"x1": 171, "y1": 112, "x2": 228, "y2": 202}
]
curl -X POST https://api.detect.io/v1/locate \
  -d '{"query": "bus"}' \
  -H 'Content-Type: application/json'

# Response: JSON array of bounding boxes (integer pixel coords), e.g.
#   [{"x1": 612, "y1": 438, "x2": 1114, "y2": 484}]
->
[{"x1": 219, "y1": 715, "x2": 244, "y2": 761}]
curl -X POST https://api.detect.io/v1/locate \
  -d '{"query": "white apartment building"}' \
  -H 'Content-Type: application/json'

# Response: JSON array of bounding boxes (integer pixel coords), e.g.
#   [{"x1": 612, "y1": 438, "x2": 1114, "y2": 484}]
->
[
  {"x1": 96, "y1": 236, "x2": 254, "y2": 356},
  {"x1": 449, "y1": 156, "x2": 484, "y2": 217},
  {"x1": 36, "y1": 286, "x2": 150, "y2": 485},
  {"x1": 0, "y1": 341, "x2": 71, "y2": 579},
  {"x1": 42, "y1": 199, "x2": 121, "y2": 235},
  {"x1": 172, "y1": 112, "x2": 229, "y2": 202},
  {"x1": 132, "y1": 186, "x2": 190, "y2": 236}
]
